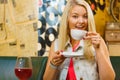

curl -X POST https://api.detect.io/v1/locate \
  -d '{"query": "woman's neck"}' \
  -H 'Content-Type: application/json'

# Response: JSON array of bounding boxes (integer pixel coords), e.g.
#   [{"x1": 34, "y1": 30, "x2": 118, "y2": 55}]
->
[{"x1": 70, "y1": 39, "x2": 80, "y2": 47}]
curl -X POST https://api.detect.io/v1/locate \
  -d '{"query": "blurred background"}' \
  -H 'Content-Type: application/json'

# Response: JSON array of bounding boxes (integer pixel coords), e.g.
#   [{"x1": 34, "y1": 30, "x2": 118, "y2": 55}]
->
[{"x1": 0, "y1": 0, "x2": 120, "y2": 56}]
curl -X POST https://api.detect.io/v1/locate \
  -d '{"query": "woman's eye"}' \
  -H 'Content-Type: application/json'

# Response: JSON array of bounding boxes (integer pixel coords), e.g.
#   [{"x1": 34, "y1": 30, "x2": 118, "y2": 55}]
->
[
  {"x1": 72, "y1": 15, "x2": 78, "y2": 18},
  {"x1": 83, "y1": 15, "x2": 88, "y2": 19}
]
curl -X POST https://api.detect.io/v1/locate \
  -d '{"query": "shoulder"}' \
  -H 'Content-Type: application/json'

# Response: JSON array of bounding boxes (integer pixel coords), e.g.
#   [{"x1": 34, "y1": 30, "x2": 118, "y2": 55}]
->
[{"x1": 53, "y1": 39, "x2": 59, "y2": 52}]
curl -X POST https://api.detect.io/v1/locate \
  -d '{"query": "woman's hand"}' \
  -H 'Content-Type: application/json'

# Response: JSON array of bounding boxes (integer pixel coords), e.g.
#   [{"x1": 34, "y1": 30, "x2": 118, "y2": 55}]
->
[
  {"x1": 51, "y1": 51, "x2": 65, "y2": 67},
  {"x1": 84, "y1": 32, "x2": 101, "y2": 48}
]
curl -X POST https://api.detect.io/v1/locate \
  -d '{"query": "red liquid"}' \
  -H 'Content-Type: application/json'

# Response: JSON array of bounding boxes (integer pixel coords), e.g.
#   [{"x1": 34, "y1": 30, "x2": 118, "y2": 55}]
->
[{"x1": 15, "y1": 68, "x2": 32, "y2": 80}]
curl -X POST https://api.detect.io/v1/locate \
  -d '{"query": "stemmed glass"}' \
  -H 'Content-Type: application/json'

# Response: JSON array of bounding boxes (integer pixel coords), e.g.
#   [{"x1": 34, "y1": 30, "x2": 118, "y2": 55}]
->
[{"x1": 14, "y1": 56, "x2": 32, "y2": 80}]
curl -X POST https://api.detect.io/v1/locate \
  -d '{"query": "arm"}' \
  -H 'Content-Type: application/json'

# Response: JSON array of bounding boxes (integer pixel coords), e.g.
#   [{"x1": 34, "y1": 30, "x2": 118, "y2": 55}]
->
[
  {"x1": 84, "y1": 32, "x2": 115, "y2": 80},
  {"x1": 43, "y1": 42, "x2": 65, "y2": 80},
  {"x1": 95, "y1": 37, "x2": 115, "y2": 80}
]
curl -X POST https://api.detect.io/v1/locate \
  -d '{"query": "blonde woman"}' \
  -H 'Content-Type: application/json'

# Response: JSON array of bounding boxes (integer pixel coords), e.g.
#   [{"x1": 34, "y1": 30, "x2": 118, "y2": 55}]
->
[{"x1": 43, "y1": 0, "x2": 115, "y2": 80}]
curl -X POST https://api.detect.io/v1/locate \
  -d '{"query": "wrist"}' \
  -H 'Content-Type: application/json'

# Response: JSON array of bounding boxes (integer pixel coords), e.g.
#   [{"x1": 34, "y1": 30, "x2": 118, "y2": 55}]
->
[{"x1": 50, "y1": 61, "x2": 58, "y2": 69}]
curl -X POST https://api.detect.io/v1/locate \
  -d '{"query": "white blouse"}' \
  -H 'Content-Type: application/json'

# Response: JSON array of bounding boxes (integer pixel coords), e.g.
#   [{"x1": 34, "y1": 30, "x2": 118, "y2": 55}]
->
[{"x1": 54, "y1": 39, "x2": 99, "y2": 80}]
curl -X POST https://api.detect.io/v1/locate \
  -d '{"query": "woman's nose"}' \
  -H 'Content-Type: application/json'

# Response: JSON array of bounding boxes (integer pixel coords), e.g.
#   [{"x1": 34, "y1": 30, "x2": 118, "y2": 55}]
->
[{"x1": 77, "y1": 17, "x2": 84, "y2": 23}]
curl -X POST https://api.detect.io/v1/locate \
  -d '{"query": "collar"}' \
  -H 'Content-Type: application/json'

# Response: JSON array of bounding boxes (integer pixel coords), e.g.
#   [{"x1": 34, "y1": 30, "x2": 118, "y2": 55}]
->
[{"x1": 65, "y1": 39, "x2": 84, "y2": 51}]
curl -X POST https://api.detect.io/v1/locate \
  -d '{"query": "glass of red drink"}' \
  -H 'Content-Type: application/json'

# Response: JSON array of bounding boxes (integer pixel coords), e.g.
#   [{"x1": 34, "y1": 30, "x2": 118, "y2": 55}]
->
[{"x1": 14, "y1": 56, "x2": 32, "y2": 80}]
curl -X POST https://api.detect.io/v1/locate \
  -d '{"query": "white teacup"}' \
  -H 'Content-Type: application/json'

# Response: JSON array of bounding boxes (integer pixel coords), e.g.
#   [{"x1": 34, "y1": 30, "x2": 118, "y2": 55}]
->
[{"x1": 70, "y1": 29, "x2": 87, "y2": 40}]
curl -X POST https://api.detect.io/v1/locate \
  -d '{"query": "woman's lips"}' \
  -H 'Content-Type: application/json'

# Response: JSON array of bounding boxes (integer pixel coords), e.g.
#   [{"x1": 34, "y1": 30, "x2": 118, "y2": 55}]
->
[{"x1": 75, "y1": 26, "x2": 84, "y2": 29}]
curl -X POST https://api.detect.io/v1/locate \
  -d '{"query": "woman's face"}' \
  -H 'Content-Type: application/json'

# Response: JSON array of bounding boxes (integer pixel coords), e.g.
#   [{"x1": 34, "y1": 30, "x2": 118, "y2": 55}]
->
[{"x1": 68, "y1": 5, "x2": 88, "y2": 31}]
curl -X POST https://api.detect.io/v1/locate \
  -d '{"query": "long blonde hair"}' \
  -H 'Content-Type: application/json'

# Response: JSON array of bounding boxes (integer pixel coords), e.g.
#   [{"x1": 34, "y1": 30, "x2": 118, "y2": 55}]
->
[{"x1": 58, "y1": 0, "x2": 96, "y2": 59}]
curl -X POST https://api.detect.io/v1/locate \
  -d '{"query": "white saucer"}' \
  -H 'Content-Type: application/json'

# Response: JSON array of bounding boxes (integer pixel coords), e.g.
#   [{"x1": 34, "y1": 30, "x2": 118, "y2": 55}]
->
[{"x1": 61, "y1": 52, "x2": 83, "y2": 57}]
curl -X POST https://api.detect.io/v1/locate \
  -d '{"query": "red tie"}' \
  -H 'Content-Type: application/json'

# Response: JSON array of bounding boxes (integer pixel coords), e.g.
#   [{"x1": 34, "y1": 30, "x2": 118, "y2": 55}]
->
[
  {"x1": 66, "y1": 42, "x2": 79, "y2": 80},
  {"x1": 66, "y1": 58, "x2": 76, "y2": 80}
]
